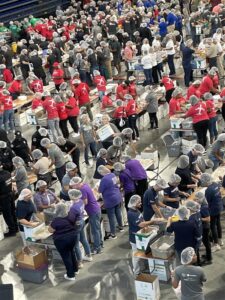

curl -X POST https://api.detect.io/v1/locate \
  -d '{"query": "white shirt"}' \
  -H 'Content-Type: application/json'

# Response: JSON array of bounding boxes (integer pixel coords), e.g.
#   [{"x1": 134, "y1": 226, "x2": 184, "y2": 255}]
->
[
  {"x1": 152, "y1": 39, "x2": 161, "y2": 49},
  {"x1": 141, "y1": 54, "x2": 153, "y2": 69},
  {"x1": 141, "y1": 44, "x2": 151, "y2": 54},
  {"x1": 166, "y1": 39, "x2": 175, "y2": 55}
]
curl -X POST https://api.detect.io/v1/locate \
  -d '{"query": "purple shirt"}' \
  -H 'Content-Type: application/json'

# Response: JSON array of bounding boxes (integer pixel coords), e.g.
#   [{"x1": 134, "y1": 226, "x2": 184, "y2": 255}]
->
[
  {"x1": 68, "y1": 199, "x2": 84, "y2": 224},
  {"x1": 119, "y1": 169, "x2": 136, "y2": 194},
  {"x1": 51, "y1": 217, "x2": 76, "y2": 240},
  {"x1": 80, "y1": 183, "x2": 101, "y2": 216},
  {"x1": 99, "y1": 173, "x2": 122, "y2": 208},
  {"x1": 125, "y1": 159, "x2": 147, "y2": 180},
  {"x1": 33, "y1": 190, "x2": 56, "y2": 211}
]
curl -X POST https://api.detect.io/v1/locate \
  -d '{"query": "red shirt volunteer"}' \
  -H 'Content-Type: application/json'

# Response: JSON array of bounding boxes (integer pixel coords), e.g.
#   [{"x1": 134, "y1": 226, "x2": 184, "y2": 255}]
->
[
  {"x1": 187, "y1": 84, "x2": 201, "y2": 100},
  {"x1": 206, "y1": 99, "x2": 216, "y2": 119},
  {"x1": 101, "y1": 95, "x2": 113, "y2": 109},
  {"x1": 1, "y1": 95, "x2": 13, "y2": 110},
  {"x1": 8, "y1": 80, "x2": 22, "y2": 93},
  {"x1": 185, "y1": 102, "x2": 209, "y2": 123},
  {"x1": 52, "y1": 63, "x2": 64, "y2": 86},
  {"x1": 113, "y1": 106, "x2": 127, "y2": 119},
  {"x1": 75, "y1": 82, "x2": 90, "y2": 106},
  {"x1": 42, "y1": 97, "x2": 58, "y2": 119},
  {"x1": 199, "y1": 75, "x2": 213, "y2": 96},
  {"x1": 169, "y1": 98, "x2": 181, "y2": 116},
  {"x1": 129, "y1": 82, "x2": 137, "y2": 98},
  {"x1": 126, "y1": 99, "x2": 137, "y2": 116},
  {"x1": 3, "y1": 69, "x2": 13, "y2": 83},
  {"x1": 116, "y1": 84, "x2": 129, "y2": 100},
  {"x1": 161, "y1": 76, "x2": 174, "y2": 91},
  {"x1": 32, "y1": 98, "x2": 43, "y2": 110},
  {"x1": 29, "y1": 79, "x2": 44, "y2": 93},
  {"x1": 56, "y1": 102, "x2": 68, "y2": 120},
  {"x1": 65, "y1": 97, "x2": 80, "y2": 117},
  {"x1": 93, "y1": 75, "x2": 106, "y2": 92}
]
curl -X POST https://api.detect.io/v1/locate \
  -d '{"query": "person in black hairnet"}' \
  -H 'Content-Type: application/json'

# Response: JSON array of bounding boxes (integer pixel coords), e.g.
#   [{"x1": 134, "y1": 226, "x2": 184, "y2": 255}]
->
[
  {"x1": 11, "y1": 131, "x2": 32, "y2": 166},
  {"x1": 0, "y1": 159, "x2": 18, "y2": 237},
  {"x1": 0, "y1": 140, "x2": 15, "y2": 172}
]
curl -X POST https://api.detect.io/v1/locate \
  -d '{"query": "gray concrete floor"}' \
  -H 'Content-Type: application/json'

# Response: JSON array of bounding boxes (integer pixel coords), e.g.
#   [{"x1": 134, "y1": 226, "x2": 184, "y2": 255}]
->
[{"x1": 1, "y1": 116, "x2": 225, "y2": 300}]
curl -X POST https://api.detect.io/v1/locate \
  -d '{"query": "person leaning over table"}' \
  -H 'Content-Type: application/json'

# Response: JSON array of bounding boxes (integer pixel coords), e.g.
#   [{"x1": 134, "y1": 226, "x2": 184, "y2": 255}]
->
[
  {"x1": 200, "y1": 173, "x2": 223, "y2": 253},
  {"x1": 186, "y1": 80, "x2": 201, "y2": 100},
  {"x1": 169, "y1": 88, "x2": 186, "y2": 117},
  {"x1": 61, "y1": 162, "x2": 79, "y2": 201},
  {"x1": 31, "y1": 149, "x2": 52, "y2": 185},
  {"x1": 167, "y1": 206, "x2": 201, "y2": 266},
  {"x1": 8, "y1": 75, "x2": 23, "y2": 100},
  {"x1": 40, "y1": 138, "x2": 66, "y2": 184},
  {"x1": 175, "y1": 155, "x2": 198, "y2": 195},
  {"x1": 93, "y1": 148, "x2": 107, "y2": 180},
  {"x1": 208, "y1": 133, "x2": 225, "y2": 170},
  {"x1": 184, "y1": 95, "x2": 209, "y2": 148},
  {"x1": 16, "y1": 188, "x2": 39, "y2": 245},
  {"x1": 48, "y1": 202, "x2": 79, "y2": 281},
  {"x1": 187, "y1": 144, "x2": 205, "y2": 176},
  {"x1": 106, "y1": 136, "x2": 123, "y2": 165},
  {"x1": 171, "y1": 247, "x2": 207, "y2": 300},
  {"x1": 33, "y1": 180, "x2": 59, "y2": 212},
  {"x1": 199, "y1": 69, "x2": 219, "y2": 96},
  {"x1": 127, "y1": 195, "x2": 164, "y2": 277}
]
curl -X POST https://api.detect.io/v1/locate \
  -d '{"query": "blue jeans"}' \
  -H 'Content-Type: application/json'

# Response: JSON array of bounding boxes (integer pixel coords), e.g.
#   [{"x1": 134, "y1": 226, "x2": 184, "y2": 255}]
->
[
  {"x1": 208, "y1": 116, "x2": 218, "y2": 140},
  {"x1": 208, "y1": 153, "x2": 221, "y2": 171},
  {"x1": 143, "y1": 68, "x2": 153, "y2": 85},
  {"x1": 3, "y1": 109, "x2": 14, "y2": 131},
  {"x1": 74, "y1": 220, "x2": 91, "y2": 261},
  {"x1": 106, "y1": 203, "x2": 123, "y2": 235},
  {"x1": 167, "y1": 54, "x2": 175, "y2": 75},
  {"x1": 0, "y1": 114, "x2": 3, "y2": 129},
  {"x1": 89, "y1": 212, "x2": 102, "y2": 251},
  {"x1": 47, "y1": 118, "x2": 61, "y2": 142},
  {"x1": 84, "y1": 141, "x2": 97, "y2": 165}
]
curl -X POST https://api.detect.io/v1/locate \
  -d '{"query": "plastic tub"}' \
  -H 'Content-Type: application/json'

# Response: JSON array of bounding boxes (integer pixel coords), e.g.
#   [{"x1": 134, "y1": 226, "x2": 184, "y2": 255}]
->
[{"x1": 151, "y1": 235, "x2": 175, "y2": 259}]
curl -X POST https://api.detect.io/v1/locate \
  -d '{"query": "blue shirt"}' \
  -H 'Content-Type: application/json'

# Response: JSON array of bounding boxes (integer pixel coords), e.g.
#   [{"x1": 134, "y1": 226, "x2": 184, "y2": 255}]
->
[
  {"x1": 181, "y1": 44, "x2": 195, "y2": 65},
  {"x1": 164, "y1": 185, "x2": 180, "y2": 209},
  {"x1": 159, "y1": 22, "x2": 167, "y2": 36},
  {"x1": 167, "y1": 220, "x2": 199, "y2": 251},
  {"x1": 205, "y1": 183, "x2": 223, "y2": 216},
  {"x1": 187, "y1": 150, "x2": 197, "y2": 173},
  {"x1": 99, "y1": 173, "x2": 122, "y2": 208},
  {"x1": 143, "y1": 187, "x2": 158, "y2": 221},
  {"x1": 16, "y1": 200, "x2": 36, "y2": 232},
  {"x1": 189, "y1": 212, "x2": 203, "y2": 248},
  {"x1": 68, "y1": 199, "x2": 84, "y2": 224},
  {"x1": 128, "y1": 209, "x2": 144, "y2": 243},
  {"x1": 200, "y1": 204, "x2": 210, "y2": 229},
  {"x1": 167, "y1": 12, "x2": 177, "y2": 26}
]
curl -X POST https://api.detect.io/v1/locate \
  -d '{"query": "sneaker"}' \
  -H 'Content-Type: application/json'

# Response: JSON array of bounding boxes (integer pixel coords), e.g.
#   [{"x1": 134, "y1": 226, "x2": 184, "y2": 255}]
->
[
  {"x1": 136, "y1": 137, "x2": 140, "y2": 141},
  {"x1": 211, "y1": 244, "x2": 221, "y2": 253},
  {"x1": 119, "y1": 227, "x2": 124, "y2": 232},
  {"x1": 78, "y1": 262, "x2": 84, "y2": 269},
  {"x1": 64, "y1": 274, "x2": 76, "y2": 281},
  {"x1": 75, "y1": 270, "x2": 79, "y2": 275},
  {"x1": 83, "y1": 255, "x2": 93, "y2": 262},
  {"x1": 201, "y1": 259, "x2": 213, "y2": 266},
  {"x1": 218, "y1": 239, "x2": 224, "y2": 246},
  {"x1": 91, "y1": 249, "x2": 103, "y2": 255},
  {"x1": 133, "y1": 140, "x2": 137, "y2": 143},
  {"x1": 108, "y1": 234, "x2": 117, "y2": 240},
  {"x1": 4, "y1": 231, "x2": 17, "y2": 237}
]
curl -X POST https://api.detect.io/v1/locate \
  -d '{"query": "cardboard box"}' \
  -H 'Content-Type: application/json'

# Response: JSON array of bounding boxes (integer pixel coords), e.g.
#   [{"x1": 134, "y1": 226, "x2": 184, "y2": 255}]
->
[
  {"x1": 14, "y1": 112, "x2": 27, "y2": 126},
  {"x1": 135, "y1": 227, "x2": 158, "y2": 251},
  {"x1": 148, "y1": 257, "x2": 174, "y2": 282},
  {"x1": 135, "y1": 274, "x2": 160, "y2": 300},
  {"x1": 15, "y1": 246, "x2": 47, "y2": 270}
]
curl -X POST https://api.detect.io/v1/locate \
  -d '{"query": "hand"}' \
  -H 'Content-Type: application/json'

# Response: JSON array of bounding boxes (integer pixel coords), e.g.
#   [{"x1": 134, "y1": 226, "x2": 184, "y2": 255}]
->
[
  {"x1": 30, "y1": 222, "x2": 39, "y2": 227},
  {"x1": 154, "y1": 217, "x2": 166, "y2": 223},
  {"x1": 175, "y1": 197, "x2": 181, "y2": 202}
]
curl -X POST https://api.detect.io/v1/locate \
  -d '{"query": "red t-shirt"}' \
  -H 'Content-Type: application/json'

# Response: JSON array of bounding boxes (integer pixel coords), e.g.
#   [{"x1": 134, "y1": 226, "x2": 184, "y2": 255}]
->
[
  {"x1": 93, "y1": 75, "x2": 106, "y2": 92},
  {"x1": 42, "y1": 97, "x2": 58, "y2": 119},
  {"x1": 29, "y1": 79, "x2": 44, "y2": 93},
  {"x1": 52, "y1": 68, "x2": 64, "y2": 85},
  {"x1": 66, "y1": 97, "x2": 80, "y2": 117},
  {"x1": 206, "y1": 99, "x2": 216, "y2": 119},
  {"x1": 185, "y1": 102, "x2": 209, "y2": 123},
  {"x1": 116, "y1": 85, "x2": 129, "y2": 100},
  {"x1": 213, "y1": 74, "x2": 219, "y2": 88},
  {"x1": 75, "y1": 83, "x2": 90, "y2": 106},
  {"x1": 161, "y1": 76, "x2": 174, "y2": 91},
  {"x1": 32, "y1": 98, "x2": 43, "y2": 110},
  {"x1": 126, "y1": 99, "x2": 137, "y2": 116},
  {"x1": 3, "y1": 69, "x2": 13, "y2": 83},
  {"x1": 0, "y1": 99, "x2": 4, "y2": 114},
  {"x1": 178, "y1": 96, "x2": 187, "y2": 106},
  {"x1": 8, "y1": 80, "x2": 22, "y2": 93},
  {"x1": 56, "y1": 102, "x2": 68, "y2": 120},
  {"x1": 101, "y1": 95, "x2": 113, "y2": 109},
  {"x1": 186, "y1": 85, "x2": 201, "y2": 100},
  {"x1": 199, "y1": 75, "x2": 213, "y2": 96},
  {"x1": 169, "y1": 98, "x2": 181, "y2": 116},
  {"x1": 129, "y1": 83, "x2": 137, "y2": 97},
  {"x1": 113, "y1": 106, "x2": 127, "y2": 118},
  {"x1": 1, "y1": 95, "x2": 13, "y2": 110}
]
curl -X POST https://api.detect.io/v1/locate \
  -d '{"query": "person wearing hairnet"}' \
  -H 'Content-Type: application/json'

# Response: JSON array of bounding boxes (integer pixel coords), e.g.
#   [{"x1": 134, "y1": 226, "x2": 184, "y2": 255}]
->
[
  {"x1": 167, "y1": 206, "x2": 201, "y2": 265},
  {"x1": 185, "y1": 95, "x2": 209, "y2": 147},
  {"x1": 0, "y1": 140, "x2": 15, "y2": 172},
  {"x1": 113, "y1": 162, "x2": 136, "y2": 210},
  {"x1": 143, "y1": 178, "x2": 168, "y2": 220},
  {"x1": 122, "y1": 155, "x2": 148, "y2": 198},
  {"x1": 127, "y1": 194, "x2": 164, "y2": 276},
  {"x1": 175, "y1": 155, "x2": 198, "y2": 194},
  {"x1": 12, "y1": 156, "x2": 30, "y2": 194},
  {"x1": 94, "y1": 148, "x2": 107, "y2": 180},
  {"x1": 203, "y1": 92, "x2": 218, "y2": 145},
  {"x1": 16, "y1": 188, "x2": 38, "y2": 245},
  {"x1": 187, "y1": 144, "x2": 205, "y2": 176},
  {"x1": 208, "y1": 133, "x2": 225, "y2": 170},
  {"x1": 172, "y1": 247, "x2": 207, "y2": 300},
  {"x1": 99, "y1": 114, "x2": 120, "y2": 149},
  {"x1": 125, "y1": 94, "x2": 139, "y2": 140},
  {"x1": 48, "y1": 203, "x2": 79, "y2": 281},
  {"x1": 61, "y1": 162, "x2": 79, "y2": 200},
  {"x1": 70, "y1": 177, "x2": 102, "y2": 254},
  {"x1": 98, "y1": 165, "x2": 124, "y2": 239},
  {"x1": 200, "y1": 173, "x2": 223, "y2": 253},
  {"x1": 55, "y1": 95, "x2": 69, "y2": 139},
  {"x1": 68, "y1": 189, "x2": 93, "y2": 268},
  {"x1": 32, "y1": 149, "x2": 52, "y2": 185},
  {"x1": 57, "y1": 136, "x2": 81, "y2": 177},
  {"x1": 106, "y1": 136, "x2": 123, "y2": 165},
  {"x1": 34, "y1": 180, "x2": 59, "y2": 212},
  {"x1": 41, "y1": 138, "x2": 66, "y2": 184},
  {"x1": 194, "y1": 192, "x2": 212, "y2": 264},
  {"x1": 112, "y1": 99, "x2": 128, "y2": 131},
  {"x1": 31, "y1": 127, "x2": 50, "y2": 156},
  {"x1": 0, "y1": 159, "x2": 18, "y2": 237},
  {"x1": 11, "y1": 131, "x2": 32, "y2": 166}
]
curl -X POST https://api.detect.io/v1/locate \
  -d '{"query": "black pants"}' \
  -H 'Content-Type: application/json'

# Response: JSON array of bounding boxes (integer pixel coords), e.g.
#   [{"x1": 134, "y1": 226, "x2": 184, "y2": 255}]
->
[
  {"x1": 124, "y1": 191, "x2": 136, "y2": 211},
  {"x1": 166, "y1": 88, "x2": 175, "y2": 103},
  {"x1": 202, "y1": 227, "x2": 212, "y2": 260},
  {"x1": 136, "y1": 179, "x2": 148, "y2": 199},
  {"x1": 148, "y1": 112, "x2": 158, "y2": 128},
  {"x1": 210, "y1": 214, "x2": 222, "y2": 244},
  {"x1": 128, "y1": 115, "x2": 139, "y2": 140},
  {"x1": 56, "y1": 164, "x2": 66, "y2": 184},
  {"x1": 222, "y1": 103, "x2": 225, "y2": 122},
  {"x1": 54, "y1": 233, "x2": 78, "y2": 278},
  {"x1": 0, "y1": 193, "x2": 17, "y2": 233},
  {"x1": 71, "y1": 148, "x2": 81, "y2": 177},
  {"x1": 68, "y1": 116, "x2": 79, "y2": 133},
  {"x1": 193, "y1": 120, "x2": 209, "y2": 147},
  {"x1": 152, "y1": 66, "x2": 159, "y2": 84},
  {"x1": 59, "y1": 119, "x2": 69, "y2": 139}
]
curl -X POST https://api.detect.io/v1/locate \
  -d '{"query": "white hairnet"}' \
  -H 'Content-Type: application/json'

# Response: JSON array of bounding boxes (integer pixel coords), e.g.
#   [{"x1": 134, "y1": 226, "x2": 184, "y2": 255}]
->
[
  {"x1": 156, "y1": 178, "x2": 167, "y2": 189},
  {"x1": 12, "y1": 156, "x2": 25, "y2": 166},
  {"x1": 169, "y1": 174, "x2": 181, "y2": 185},
  {"x1": 177, "y1": 206, "x2": 190, "y2": 220},
  {"x1": 193, "y1": 144, "x2": 205, "y2": 154},
  {"x1": 36, "y1": 180, "x2": 47, "y2": 189},
  {"x1": 113, "y1": 162, "x2": 125, "y2": 172},
  {"x1": 54, "y1": 203, "x2": 68, "y2": 218},
  {"x1": 203, "y1": 92, "x2": 213, "y2": 100},
  {"x1": 97, "y1": 165, "x2": 110, "y2": 176},
  {"x1": 181, "y1": 247, "x2": 196, "y2": 265},
  {"x1": 200, "y1": 173, "x2": 212, "y2": 187},
  {"x1": 189, "y1": 95, "x2": 200, "y2": 106},
  {"x1": 122, "y1": 128, "x2": 133, "y2": 136},
  {"x1": 18, "y1": 188, "x2": 32, "y2": 200},
  {"x1": 66, "y1": 162, "x2": 77, "y2": 172},
  {"x1": 57, "y1": 136, "x2": 66, "y2": 145},
  {"x1": 0, "y1": 141, "x2": 7, "y2": 148},
  {"x1": 120, "y1": 155, "x2": 131, "y2": 163},
  {"x1": 124, "y1": 94, "x2": 133, "y2": 100},
  {"x1": 68, "y1": 189, "x2": 82, "y2": 200},
  {"x1": 38, "y1": 127, "x2": 48, "y2": 137},
  {"x1": 128, "y1": 195, "x2": 141, "y2": 209},
  {"x1": 40, "y1": 138, "x2": 51, "y2": 147},
  {"x1": 69, "y1": 176, "x2": 82, "y2": 186},
  {"x1": 185, "y1": 200, "x2": 200, "y2": 212},
  {"x1": 32, "y1": 149, "x2": 43, "y2": 160},
  {"x1": 217, "y1": 133, "x2": 225, "y2": 142},
  {"x1": 194, "y1": 191, "x2": 207, "y2": 204},
  {"x1": 97, "y1": 148, "x2": 107, "y2": 158},
  {"x1": 113, "y1": 136, "x2": 123, "y2": 147},
  {"x1": 177, "y1": 155, "x2": 189, "y2": 169}
]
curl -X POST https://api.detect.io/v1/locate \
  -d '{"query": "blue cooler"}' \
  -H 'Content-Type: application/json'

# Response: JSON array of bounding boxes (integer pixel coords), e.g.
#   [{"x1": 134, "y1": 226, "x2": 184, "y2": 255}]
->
[{"x1": 18, "y1": 264, "x2": 48, "y2": 284}]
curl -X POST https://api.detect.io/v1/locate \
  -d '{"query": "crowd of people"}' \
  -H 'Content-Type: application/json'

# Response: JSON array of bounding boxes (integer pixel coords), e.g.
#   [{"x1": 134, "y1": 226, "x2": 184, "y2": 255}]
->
[{"x1": 0, "y1": 0, "x2": 225, "y2": 298}]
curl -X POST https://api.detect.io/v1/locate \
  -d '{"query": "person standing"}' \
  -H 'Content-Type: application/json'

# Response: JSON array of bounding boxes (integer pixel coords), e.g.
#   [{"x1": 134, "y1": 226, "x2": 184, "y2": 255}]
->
[
  {"x1": 165, "y1": 34, "x2": 176, "y2": 76},
  {"x1": 1, "y1": 90, "x2": 15, "y2": 133},
  {"x1": 55, "y1": 95, "x2": 69, "y2": 139},
  {"x1": 180, "y1": 40, "x2": 195, "y2": 87},
  {"x1": 125, "y1": 94, "x2": 139, "y2": 140},
  {"x1": 65, "y1": 90, "x2": 80, "y2": 134},
  {"x1": 145, "y1": 87, "x2": 159, "y2": 130},
  {"x1": 52, "y1": 62, "x2": 64, "y2": 91}
]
